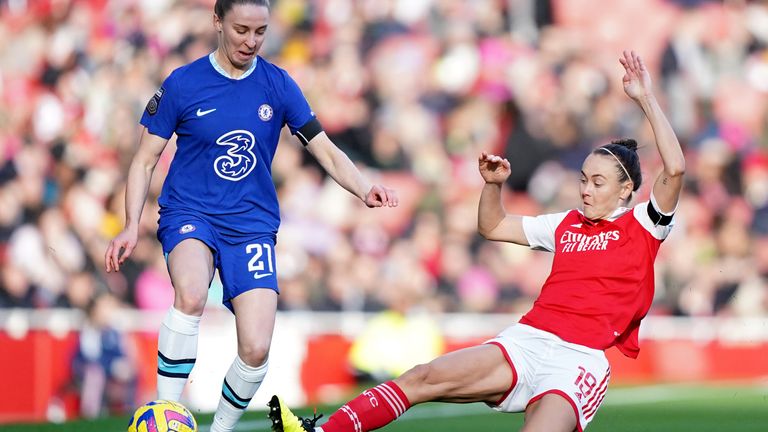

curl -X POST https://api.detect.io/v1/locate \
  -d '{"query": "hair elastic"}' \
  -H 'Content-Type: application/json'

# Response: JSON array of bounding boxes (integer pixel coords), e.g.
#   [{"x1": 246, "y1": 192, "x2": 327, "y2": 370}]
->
[{"x1": 599, "y1": 147, "x2": 631, "y2": 182}]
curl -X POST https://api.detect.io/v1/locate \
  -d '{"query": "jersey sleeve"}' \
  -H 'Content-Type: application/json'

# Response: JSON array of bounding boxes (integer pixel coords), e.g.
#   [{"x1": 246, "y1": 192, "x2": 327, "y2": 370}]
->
[
  {"x1": 632, "y1": 192, "x2": 676, "y2": 241},
  {"x1": 280, "y1": 70, "x2": 317, "y2": 136},
  {"x1": 139, "y1": 72, "x2": 180, "y2": 139},
  {"x1": 522, "y1": 211, "x2": 570, "y2": 252}
]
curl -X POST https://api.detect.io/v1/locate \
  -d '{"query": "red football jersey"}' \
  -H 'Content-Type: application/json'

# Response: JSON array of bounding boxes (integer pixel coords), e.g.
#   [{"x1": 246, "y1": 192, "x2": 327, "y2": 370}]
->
[{"x1": 519, "y1": 198, "x2": 674, "y2": 358}]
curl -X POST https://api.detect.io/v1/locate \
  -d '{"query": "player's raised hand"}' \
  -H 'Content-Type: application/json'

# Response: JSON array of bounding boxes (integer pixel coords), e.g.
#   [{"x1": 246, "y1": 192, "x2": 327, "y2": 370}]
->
[
  {"x1": 478, "y1": 151, "x2": 511, "y2": 184},
  {"x1": 620, "y1": 50, "x2": 653, "y2": 101},
  {"x1": 105, "y1": 228, "x2": 139, "y2": 272},
  {"x1": 364, "y1": 184, "x2": 399, "y2": 208}
]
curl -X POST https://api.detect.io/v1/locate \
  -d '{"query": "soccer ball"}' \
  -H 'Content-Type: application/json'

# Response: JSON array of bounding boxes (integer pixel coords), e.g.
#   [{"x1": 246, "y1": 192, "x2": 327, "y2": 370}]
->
[{"x1": 127, "y1": 400, "x2": 198, "y2": 432}]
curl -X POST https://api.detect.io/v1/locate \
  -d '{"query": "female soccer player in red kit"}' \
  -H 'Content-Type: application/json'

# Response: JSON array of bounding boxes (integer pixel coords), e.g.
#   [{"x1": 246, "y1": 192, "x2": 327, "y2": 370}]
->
[{"x1": 269, "y1": 50, "x2": 685, "y2": 432}]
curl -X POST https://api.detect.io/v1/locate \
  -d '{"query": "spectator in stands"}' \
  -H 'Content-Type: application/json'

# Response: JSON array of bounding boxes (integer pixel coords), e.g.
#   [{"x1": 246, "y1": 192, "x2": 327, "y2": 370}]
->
[
  {"x1": 0, "y1": 262, "x2": 39, "y2": 308},
  {"x1": 70, "y1": 292, "x2": 137, "y2": 418}
]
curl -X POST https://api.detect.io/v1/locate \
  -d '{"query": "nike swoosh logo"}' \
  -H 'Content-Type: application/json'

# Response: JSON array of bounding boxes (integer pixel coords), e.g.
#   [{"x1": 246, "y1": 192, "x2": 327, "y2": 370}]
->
[
  {"x1": 253, "y1": 273, "x2": 273, "y2": 280},
  {"x1": 571, "y1": 223, "x2": 582, "y2": 229},
  {"x1": 196, "y1": 108, "x2": 216, "y2": 117}
]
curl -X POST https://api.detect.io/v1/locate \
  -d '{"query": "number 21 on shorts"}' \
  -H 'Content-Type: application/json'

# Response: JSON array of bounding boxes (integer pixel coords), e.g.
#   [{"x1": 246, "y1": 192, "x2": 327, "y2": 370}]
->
[{"x1": 246, "y1": 243, "x2": 274, "y2": 279}]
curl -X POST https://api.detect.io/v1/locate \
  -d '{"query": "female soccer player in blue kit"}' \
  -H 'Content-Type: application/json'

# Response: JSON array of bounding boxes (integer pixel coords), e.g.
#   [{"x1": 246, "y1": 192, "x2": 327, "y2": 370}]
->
[{"x1": 104, "y1": 1, "x2": 397, "y2": 431}]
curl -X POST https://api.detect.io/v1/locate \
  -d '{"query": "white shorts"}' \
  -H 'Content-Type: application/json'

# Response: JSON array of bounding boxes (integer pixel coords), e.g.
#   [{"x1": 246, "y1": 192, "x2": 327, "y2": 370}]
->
[{"x1": 485, "y1": 323, "x2": 611, "y2": 431}]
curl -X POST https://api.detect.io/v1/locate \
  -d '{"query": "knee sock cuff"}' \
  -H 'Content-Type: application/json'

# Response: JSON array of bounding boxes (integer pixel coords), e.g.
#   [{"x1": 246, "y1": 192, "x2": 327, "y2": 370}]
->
[
  {"x1": 376, "y1": 381, "x2": 411, "y2": 415},
  {"x1": 384, "y1": 381, "x2": 409, "y2": 406},
  {"x1": 162, "y1": 307, "x2": 201, "y2": 336},
  {"x1": 234, "y1": 355, "x2": 268, "y2": 383}
]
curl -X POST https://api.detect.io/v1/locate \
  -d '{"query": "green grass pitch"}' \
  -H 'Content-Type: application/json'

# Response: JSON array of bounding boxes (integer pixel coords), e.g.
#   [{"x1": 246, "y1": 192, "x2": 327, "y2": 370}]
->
[{"x1": 4, "y1": 384, "x2": 767, "y2": 431}]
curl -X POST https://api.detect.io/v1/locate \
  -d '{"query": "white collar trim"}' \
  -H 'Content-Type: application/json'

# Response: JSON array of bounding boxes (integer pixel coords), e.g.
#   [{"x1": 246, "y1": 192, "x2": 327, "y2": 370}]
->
[
  {"x1": 577, "y1": 206, "x2": 630, "y2": 222},
  {"x1": 209, "y1": 52, "x2": 257, "y2": 80}
]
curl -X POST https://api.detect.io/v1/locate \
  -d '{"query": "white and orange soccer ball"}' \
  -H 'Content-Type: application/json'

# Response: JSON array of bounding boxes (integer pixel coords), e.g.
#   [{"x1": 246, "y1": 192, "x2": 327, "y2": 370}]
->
[{"x1": 127, "y1": 399, "x2": 198, "y2": 432}]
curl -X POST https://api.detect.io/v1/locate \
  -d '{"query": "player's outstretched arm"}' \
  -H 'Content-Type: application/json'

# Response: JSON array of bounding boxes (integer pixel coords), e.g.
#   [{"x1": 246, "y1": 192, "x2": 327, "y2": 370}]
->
[
  {"x1": 477, "y1": 152, "x2": 528, "y2": 245},
  {"x1": 105, "y1": 128, "x2": 169, "y2": 272},
  {"x1": 305, "y1": 132, "x2": 398, "y2": 208},
  {"x1": 620, "y1": 50, "x2": 685, "y2": 213}
]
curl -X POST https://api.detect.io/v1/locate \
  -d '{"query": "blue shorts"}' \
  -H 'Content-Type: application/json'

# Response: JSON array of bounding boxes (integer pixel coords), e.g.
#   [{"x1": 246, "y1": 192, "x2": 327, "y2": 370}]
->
[{"x1": 157, "y1": 210, "x2": 279, "y2": 312}]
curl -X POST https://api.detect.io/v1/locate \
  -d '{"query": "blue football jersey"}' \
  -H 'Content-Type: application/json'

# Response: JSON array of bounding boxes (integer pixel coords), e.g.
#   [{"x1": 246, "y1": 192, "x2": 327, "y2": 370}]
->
[{"x1": 140, "y1": 54, "x2": 315, "y2": 237}]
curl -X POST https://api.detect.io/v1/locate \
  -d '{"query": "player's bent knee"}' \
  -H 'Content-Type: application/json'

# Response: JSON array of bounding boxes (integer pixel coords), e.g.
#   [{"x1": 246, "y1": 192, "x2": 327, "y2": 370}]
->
[
  {"x1": 171, "y1": 277, "x2": 209, "y2": 315},
  {"x1": 238, "y1": 341, "x2": 270, "y2": 367},
  {"x1": 173, "y1": 289, "x2": 208, "y2": 316},
  {"x1": 394, "y1": 363, "x2": 445, "y2": 403},
  {"x1": 399, "y1": 363, "x2": 430, "y2": 385}
]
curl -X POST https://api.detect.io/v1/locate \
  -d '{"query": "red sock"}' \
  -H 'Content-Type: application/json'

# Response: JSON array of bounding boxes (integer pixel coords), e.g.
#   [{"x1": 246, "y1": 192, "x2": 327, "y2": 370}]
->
[{"x1": 320, "y1": 381, "x2": 411, "y2": 432}]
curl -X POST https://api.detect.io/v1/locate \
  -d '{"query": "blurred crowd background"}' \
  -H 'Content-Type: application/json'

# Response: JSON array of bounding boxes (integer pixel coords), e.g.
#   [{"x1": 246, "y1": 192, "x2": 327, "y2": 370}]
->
[{"x1": 1, "y1": 0, "x2": 768, "y2": 322}]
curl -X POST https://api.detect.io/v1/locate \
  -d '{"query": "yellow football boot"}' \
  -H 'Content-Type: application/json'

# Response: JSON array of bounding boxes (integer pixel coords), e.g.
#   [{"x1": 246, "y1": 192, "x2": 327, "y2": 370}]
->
[{"x1": 268, "y1": 395, "x2": 323, "y2": 432}]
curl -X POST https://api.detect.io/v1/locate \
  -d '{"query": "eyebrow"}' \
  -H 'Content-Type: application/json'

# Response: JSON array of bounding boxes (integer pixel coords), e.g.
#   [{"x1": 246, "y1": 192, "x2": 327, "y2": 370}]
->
[
  {"x1": 233, "y1": 23, "x2": 268, "y2": 30},
  {"x1": 580, "y1": 171, "x2": 607, "y2": 180}
]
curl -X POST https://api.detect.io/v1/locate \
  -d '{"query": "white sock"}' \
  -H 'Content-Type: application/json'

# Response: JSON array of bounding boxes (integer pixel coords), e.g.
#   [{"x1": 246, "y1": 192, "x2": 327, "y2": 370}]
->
[
  {"x1": 210, "y1": 356, "x2": 268, "y2": 432},
  {"x1": 157, "y1": 307, "x2": 201, "y2": 401}
]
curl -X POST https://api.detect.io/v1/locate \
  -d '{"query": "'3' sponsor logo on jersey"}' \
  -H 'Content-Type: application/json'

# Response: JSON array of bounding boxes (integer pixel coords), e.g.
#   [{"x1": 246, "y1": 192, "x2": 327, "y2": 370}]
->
[{"x1": 214, "y1": 130, "x2": 257, "y2": 181}]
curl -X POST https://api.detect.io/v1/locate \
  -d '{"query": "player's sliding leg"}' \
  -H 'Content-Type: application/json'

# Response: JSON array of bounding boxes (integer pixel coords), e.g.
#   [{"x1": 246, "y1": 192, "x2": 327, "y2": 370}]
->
[
  {"x1": 316, "y1": 381, "x2": 411, "y2": 432},
  {"x1": 270, "y1": 344, "x2": 513, "y2": 432},
  {"x1": 157, "y1": 306, "x2": 201, "y2": 401},
  {"x1": 268, "y1": 381, "x2": 417, "y2": 432}
]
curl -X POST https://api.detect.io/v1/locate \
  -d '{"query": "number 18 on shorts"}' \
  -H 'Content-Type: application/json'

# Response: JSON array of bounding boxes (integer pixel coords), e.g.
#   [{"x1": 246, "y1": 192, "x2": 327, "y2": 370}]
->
[{"x1": 486, "y1": 324, "x2": 611, "y2": 431}]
